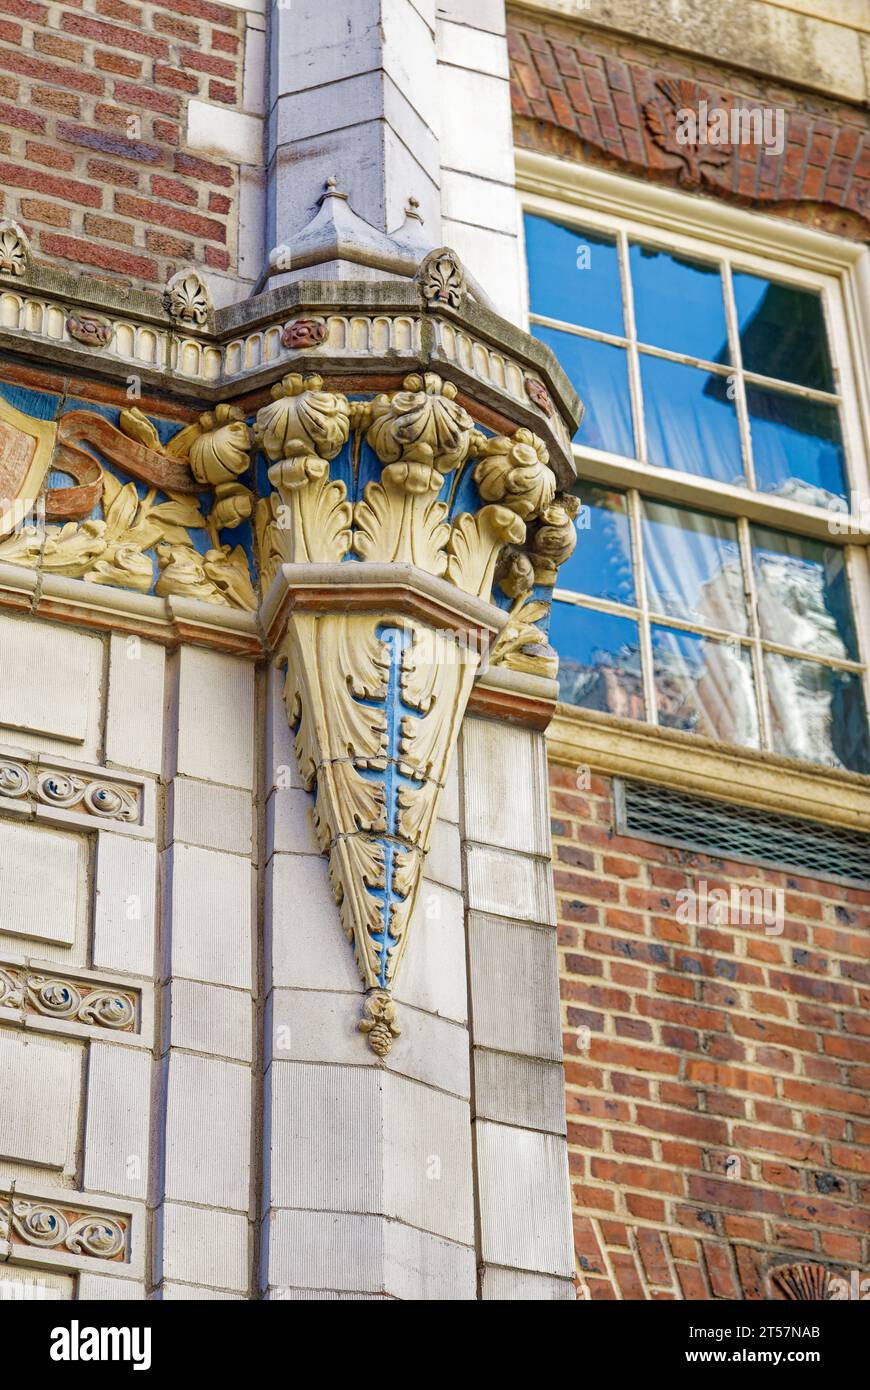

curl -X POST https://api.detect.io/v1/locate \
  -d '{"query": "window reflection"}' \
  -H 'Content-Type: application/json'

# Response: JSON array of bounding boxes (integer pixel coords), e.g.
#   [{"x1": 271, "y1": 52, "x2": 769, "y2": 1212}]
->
[
  {"x1": 534, "y1": 325, "x2": 634, "y2": 455},
  {"x1": 751, "y1": 526, "x2": 857, "y2": 661},
  {"x1": 765, "y1": 653, "x2": 870, "y2": 773},
  {"x1": 630, "y1": 243, "x2": 729, "y2": 363},
  {"x1": 747, "y1": 385, "x2": 847, "y2": 506},
  {"x1": 524, "y1": 214, "x2": 624, "y2": 336},
  {"x1": 559, "y1": 483, "x2": 634, "y2": 604},
  {"x1": 652, "y1": 625, "x2": 760, "y2": 748},
  {"x1": 550, "y1": 602, "x2": 643, "y2": 719},
  {"x1": 733, "y1": 272, "x2": 835, "y2": 393},
  {"x1": 642, "y1": 500, "x2": 747, "y2": 634},
  {"x1": 642, "y1": 356, "x2": 744, "y2": 483}
]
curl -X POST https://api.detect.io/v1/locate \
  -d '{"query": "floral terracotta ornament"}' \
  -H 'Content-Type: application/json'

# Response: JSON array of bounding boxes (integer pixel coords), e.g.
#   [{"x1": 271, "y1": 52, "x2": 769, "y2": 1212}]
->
[
  {"x1": 473, "y1": 426, "x2": 556, "y2": 520},
  {"x1": 67, "y1": 314, "x2": 113, "y2": 348},
  {"x1": 525, "y1": 377, "x2": 554, "y2": 417},
  {"x1": 282, "y1": 317, "x2": 328, "y2": 349},
  {"x1": 165, "y1": 403, "x2": 255, "y2": 542}
]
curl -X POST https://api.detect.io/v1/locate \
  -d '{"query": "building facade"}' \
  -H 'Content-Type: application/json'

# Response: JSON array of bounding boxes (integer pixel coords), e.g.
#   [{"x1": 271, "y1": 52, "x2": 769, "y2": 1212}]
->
[{"x1": 0, "y1": 0, "x2": 866, "y2": 1301}]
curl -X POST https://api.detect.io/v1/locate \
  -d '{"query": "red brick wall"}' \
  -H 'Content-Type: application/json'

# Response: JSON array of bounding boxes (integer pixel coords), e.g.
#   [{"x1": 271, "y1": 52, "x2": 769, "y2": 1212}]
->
[
  {"x1": 509, "y1": 12, "x2": 870, "y2": 240},
  {"x1": 550, "y1": 763, "x2": 870, "y2": 1299},
  {"x1": 0, "y1": 0, "x2": 253, "y2": 285}
]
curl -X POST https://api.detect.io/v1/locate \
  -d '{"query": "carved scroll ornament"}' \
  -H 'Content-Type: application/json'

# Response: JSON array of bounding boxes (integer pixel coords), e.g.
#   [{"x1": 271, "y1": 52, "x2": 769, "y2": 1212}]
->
[{"x1": 0, "y1": 402, "x2": 257, "y2": 610}]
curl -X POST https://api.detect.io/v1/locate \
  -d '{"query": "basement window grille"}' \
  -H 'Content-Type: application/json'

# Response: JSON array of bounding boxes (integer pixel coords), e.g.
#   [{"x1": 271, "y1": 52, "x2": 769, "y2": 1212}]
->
[{"x1": 614, "y1": 778, "x2": 870, "y2": 889}]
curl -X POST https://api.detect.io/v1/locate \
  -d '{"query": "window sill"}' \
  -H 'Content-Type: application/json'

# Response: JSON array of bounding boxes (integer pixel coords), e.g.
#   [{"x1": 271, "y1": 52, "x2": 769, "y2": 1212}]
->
[{"x1": 547, "y1": 703, "x2": 870, "y2": 832}]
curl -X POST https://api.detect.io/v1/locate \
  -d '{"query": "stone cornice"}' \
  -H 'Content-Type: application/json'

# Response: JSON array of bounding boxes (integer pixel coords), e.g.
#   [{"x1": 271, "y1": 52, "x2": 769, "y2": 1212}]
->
[{"x1": 0, "y1": 268, "x2": 582, "y2": 487}]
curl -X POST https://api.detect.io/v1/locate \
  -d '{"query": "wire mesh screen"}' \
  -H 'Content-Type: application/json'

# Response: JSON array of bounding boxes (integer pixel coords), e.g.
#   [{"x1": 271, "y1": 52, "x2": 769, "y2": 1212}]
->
[{"x1": 614, "y1": 779, "x2": 870, "y2": 889}]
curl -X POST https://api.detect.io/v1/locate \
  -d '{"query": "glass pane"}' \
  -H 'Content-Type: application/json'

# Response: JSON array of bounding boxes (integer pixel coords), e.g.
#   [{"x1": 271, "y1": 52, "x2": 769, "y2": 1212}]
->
[
  {"x1": 550, "y1": 602, "x2": 643, "y2": 718},
  {"x1": 641, "y1": 355, "x2": 744, "y2": 484},
  {"x1": 642, "y1": 500, "x2": 747, "y2": 634},
  {"x1": 559, "y1": 483, "x2": 635, "y2": 604},
  {"x1": 630, "y1": 243, "x2": 729, "y2": 363},
  {"x1": 765, "y1": 653, "x2": 870, "y2": 773},
  {"x1": 651, "y1": 625, "x2": 760, "y2": 747},
  {"x1": 747, "y1": 385, "x2": 847, "y2": 506},
  {"x1": 751, "y1": 526, "x2": 858, "y2": 661},
  {"x1": 534, "y1": 325, "x2": 634, "y2": 456},
  {"x1": 733, "y1": 272, "x2": 835, "y2": 393},
  {"x1": 524, "y1": 214, "x2": 624, "y2": 335}
]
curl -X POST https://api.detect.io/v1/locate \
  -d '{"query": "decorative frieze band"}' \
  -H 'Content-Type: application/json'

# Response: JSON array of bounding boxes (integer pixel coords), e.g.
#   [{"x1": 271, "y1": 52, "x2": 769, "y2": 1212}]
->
[
  {"x1": 0, "y1": 289, "x2": 570, "y2": 449},
  {"x1": 0, "y1": 962, "x2": 138, "y2": 1033},
  {"x1": 0, "y1": 1196, "x2": 128, "y2": 1263},
  {"x1": 0, "y1": 753, "x2": 148, "y2": 833}
]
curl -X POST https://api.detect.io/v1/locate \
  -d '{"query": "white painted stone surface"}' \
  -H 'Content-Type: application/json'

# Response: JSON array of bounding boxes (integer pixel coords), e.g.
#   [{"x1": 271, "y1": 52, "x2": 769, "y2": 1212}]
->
[
  {"x1": 394, "y1": 880, "x2": 467, "y2": 1023},
  {"x1": 163, "y1": 1283, "x2": 244, "y2": 1300},
  {"x1": 437, "y1": 0, "x2": 506, "y2": 32},
  {"x1": 0, "y1": 1267, "x2": 74, "y2": 1299},
  {"x1": 266, "y1": 786, "x2": 318, "y2": 856},
  {"x1": 161, "y1": 1203, "x2": 249, "y2": 1292},
  {"x1": 481, "y1": 1266, "x2": 575, "y2": 1300},
  {"x1": 167, "y1": 844, "x2": 254, "y2": 990},
  {"x1": 0, "y1": 1031, "x2": 81, "y2": 1171},
  {"x1": 93, "y1": 836, "x2": 157, "y2": 978},
  {"x1": 465, "y1": 842, "x2": 555, "y2": 924},
  {"x1": 425, "y1": 817, "x2": 462, "y2": 890},
  {"x1": 164, "y1": 1053, "x2": 251, "y2": 1210},
  {"x1": 382, "y1": 1071, "x2": 474, "y2": 1243},
  {"x1": 437, "y1": 17, "x2": 509, "y2": 77},
  {"x1": 267, "y1": 987, "x2": 469, "y2": 1096},
  {"x1": 83, "y1": 1043, "x2": 151, "y2": 1201},
  {"x1": 171, "y1": 778, "x2": 253, "y2": 856},
  {"x1": 468, "y1": 912, "x2": 562, "y2": 1059},
  {"x1": 265, "y1": 665, "x2": 298, "y2": 791},
  {"x1": 0, "y1": 616, "x2": 102, "y2": 756},
  {"x1": 0, "y1": 820, "x2": 87, "y2": 948},
  {"x1": 264, "y1": 1209, "x2": 476, "y2": 1299},
  {"x1": 164, "y1": 980, "x2": 252, "y2": 1063},
  {"x1": 474, "y1": 1049, "x2": 566, "y2": 1134},
  {"x1": 267, "y1": 1064, "x2": 473, "y2": 1245},
  {"x1": 266, "y1": 851, "x2": 360, "y2": 992},
  {"x1": 175, "y1": 648, "x2": 255, "y2": 790},
  {"x1": 105, "y1": 635, "x2": 165, "y2": 775},
  {"x1": 475, "y1": 1121, "x2": 574, "y2": 1277},
  {"x1": 187, "y1": 102, "x2": 264, "y2": 165},
  {"x1": 76, "y1": 1274, "x2": 144, "y2": 1299},
  {"x1": 462, "y1": 719, "x2": 551, "y2": 855}
]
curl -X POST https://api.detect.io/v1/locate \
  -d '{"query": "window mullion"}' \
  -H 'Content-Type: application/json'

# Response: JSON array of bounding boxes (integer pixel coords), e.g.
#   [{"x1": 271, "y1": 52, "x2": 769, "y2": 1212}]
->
[
  {"x1": 618, "y1": 229, "x2": 646, "y2": 465},
  {"x1": 737, "y1": 514, "x2": 771, "y2": 750},
  {"x1": 722, "y1": 259, "x2": 756, "y2": 493},
  {"x1": 628, "y1": 488, "x2": 656, "y2": 725}
]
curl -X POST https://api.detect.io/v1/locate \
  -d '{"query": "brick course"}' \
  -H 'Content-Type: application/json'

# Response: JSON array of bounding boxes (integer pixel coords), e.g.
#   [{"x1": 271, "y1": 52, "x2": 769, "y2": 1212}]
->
[
  {"x1": 509, "y1": 14, "x2": 870, "y2": 240},
  {"x1": 551, "y1": 764, "x2": 870, "y2": 1299},
  {"x1": 0, "y1": 0, "x2": 252, "y2": 286}
]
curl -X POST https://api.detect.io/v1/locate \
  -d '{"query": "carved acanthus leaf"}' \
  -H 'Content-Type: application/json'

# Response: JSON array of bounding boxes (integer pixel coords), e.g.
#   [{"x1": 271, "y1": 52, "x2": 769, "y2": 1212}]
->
[
  {"x1": 489, "y1": 593, "x2": 557, "y2": 679},
  {"x1": 277, "y1": 615, "x2": 480, "y2": 1051},
  {"x1": 354, "y1": 464, "x2": 450, "y2": 571},
  {"x1": 446, "y1": 503, "x2": 526, "y2": 598}
]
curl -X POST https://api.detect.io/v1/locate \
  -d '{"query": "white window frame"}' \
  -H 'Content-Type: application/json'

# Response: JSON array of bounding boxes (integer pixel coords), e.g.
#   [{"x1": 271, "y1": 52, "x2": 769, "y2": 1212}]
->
[{"x1": 516, "y1": 149, "x2": 870, "y2": 759}]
